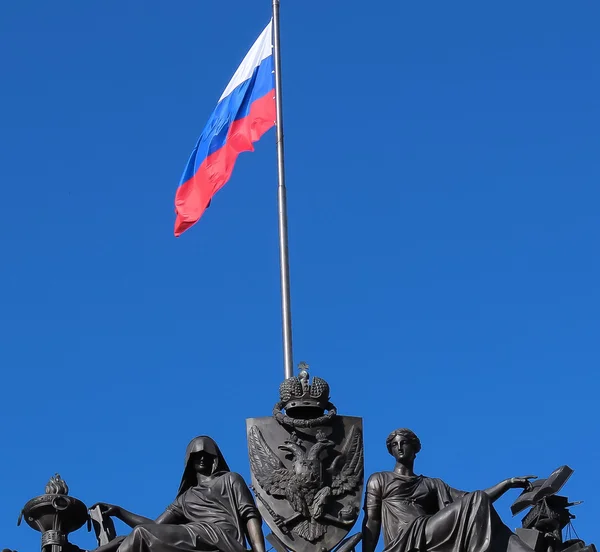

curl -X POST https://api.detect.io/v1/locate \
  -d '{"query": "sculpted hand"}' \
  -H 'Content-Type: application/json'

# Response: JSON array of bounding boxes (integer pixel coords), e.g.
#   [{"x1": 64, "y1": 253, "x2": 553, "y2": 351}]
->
[
  {"x1": 90, "y1": 502, "x2": 121, "y2": 518},
  {"x1": 507, "y1": 476, "x2": 537, "y2": 491}
]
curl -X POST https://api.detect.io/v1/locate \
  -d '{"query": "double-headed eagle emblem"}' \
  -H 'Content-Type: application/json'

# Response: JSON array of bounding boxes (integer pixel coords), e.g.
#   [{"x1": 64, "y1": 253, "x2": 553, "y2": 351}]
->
[{"x1": 248, "y1": 425, "x2": 363, "y2": 542}]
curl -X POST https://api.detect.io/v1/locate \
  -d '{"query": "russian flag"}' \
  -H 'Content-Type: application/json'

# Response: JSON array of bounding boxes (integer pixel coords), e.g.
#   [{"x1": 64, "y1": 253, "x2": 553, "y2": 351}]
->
[{"x1": 174, "y1": 22, "x2": 275, "y2": 237}]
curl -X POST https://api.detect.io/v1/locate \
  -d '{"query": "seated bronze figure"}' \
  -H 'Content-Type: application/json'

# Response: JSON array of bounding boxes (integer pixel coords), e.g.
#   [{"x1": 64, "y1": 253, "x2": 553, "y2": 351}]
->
[
  {"x1": 91, "y1": 436, "x2": 266, "y2": 552},
  {"x1": 362, "y1": 429, "x2": 537, "y2": 552}
]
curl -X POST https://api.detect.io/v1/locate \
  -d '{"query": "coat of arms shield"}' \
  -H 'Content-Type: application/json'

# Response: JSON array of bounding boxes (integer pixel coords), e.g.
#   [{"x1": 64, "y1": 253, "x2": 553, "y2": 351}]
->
[{"x1": 246, "y1": 410, "x2": 363, "y2": 552}]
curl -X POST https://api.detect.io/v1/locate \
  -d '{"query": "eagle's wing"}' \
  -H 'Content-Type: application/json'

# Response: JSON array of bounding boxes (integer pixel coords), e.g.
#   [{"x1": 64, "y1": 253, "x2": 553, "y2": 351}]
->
[
  {"x1": 330, "y1": 425, "x2": 364, "y2": 497},
  {"x1": 248, "y1": 426, "x2": 291, "y2": 497}
]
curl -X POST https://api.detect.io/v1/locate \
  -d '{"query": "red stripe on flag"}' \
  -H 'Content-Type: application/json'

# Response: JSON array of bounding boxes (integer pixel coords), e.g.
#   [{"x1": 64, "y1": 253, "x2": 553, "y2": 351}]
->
[{"x1": 174, "y1": 90, "x2": 276, "y2": 237}]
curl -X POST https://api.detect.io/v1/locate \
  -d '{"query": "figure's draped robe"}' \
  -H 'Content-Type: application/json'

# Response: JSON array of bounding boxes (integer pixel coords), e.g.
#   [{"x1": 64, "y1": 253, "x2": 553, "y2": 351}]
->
[
  {"x1": 365, "y1": 472, "x2": 531, "y2": 552},
  {"x1": 118, "y1": 472, "x2": 258, "y2": 552}
]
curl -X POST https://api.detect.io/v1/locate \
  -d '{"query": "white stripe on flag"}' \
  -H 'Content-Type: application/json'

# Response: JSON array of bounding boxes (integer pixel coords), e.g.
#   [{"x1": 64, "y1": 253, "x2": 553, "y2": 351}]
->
[{"x1": 219, "y1": 21, "x2": 273, "y2": 103}]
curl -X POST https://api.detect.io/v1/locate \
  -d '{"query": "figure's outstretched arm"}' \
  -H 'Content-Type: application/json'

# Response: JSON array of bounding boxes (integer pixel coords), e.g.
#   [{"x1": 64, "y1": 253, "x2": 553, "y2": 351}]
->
[
  {"x1": 90, "y1": 503, "x2": 154, "y2": 529},
  {"x1": 245, "y1": 517, "x2": 267, "y2": 552},
  {"x1": 483, "y1": 476, "x2": 537, "y2": 503},
  {"x1": 118, "y1": 507, "x2": 155, "y2": 527},
  {"x1": 155, "y1": 509, "x2": 181, "y2": 524},
  {"x1": 86, "y1": 507, "x2": 181, "y2": 552}
]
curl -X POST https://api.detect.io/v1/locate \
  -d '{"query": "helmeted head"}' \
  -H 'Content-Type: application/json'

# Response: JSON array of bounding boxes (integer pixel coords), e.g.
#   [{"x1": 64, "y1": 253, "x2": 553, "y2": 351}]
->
[
  {"x1": 177, "y1": 436, "x2": 230, "y2": 496},
  {"x1": 386, "y1": 428, "x2": 421, "y2": 464}
]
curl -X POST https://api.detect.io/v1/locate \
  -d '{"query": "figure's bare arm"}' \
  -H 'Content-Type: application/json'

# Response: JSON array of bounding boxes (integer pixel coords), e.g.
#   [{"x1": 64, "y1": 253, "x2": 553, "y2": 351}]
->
[
  {"x1": 246, "y1": 517, "x2": 267, "y2": 552},
  {"x1": 483, "y1": 475, "x2": 537, "y2": 503},
  {"x1": 361, "y1": 508, "x2": 381, "y2": 552},
  {"x1": 89, "y1": 503, "x2": 154, "y2": 529},
  {"x1": 362, "y1": 474, "x2": 383, "y2": 552},
  {"x1": 86, "y1": 506, "x2": 180, "y2": 552},
  {"x1": 155, "y1": 509, "x2": 181, "y2": 524},
  {"x1": 115, "y1": 506, "x2": 154, "y2": 527}
]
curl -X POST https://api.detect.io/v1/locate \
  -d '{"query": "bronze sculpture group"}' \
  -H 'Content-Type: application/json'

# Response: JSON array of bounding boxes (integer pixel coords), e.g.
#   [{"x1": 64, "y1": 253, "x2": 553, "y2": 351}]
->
[{"x1": 10, "y1": 369, "x2": 596, "y2": 552}]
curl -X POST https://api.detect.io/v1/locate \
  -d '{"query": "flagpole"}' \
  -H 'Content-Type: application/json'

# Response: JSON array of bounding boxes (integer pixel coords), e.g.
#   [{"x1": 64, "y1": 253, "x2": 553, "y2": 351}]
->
[{"x1": 272, "y1": 0, "x2": 294, "y2": 380}]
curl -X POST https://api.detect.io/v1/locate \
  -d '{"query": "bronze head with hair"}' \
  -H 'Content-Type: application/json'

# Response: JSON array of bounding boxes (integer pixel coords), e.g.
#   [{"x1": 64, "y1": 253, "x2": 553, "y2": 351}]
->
[{"x1": 386, "y1": 428, "x2": 421, "y2": 465}]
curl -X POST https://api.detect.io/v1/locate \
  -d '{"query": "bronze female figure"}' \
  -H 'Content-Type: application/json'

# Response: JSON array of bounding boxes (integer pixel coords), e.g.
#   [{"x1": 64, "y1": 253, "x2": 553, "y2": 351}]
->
[
  {"x1": 92, "y1": 436, "x2": 266, "y2": 552},
  {"x1": 362, "y1": 429, "x2": 537, "y2": 552}
]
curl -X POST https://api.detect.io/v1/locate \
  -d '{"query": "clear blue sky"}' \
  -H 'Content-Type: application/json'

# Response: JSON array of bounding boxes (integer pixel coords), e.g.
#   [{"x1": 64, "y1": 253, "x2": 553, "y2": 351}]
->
[{"x1": 1, "y1": 1, "x2": 598, "y2": 550}]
